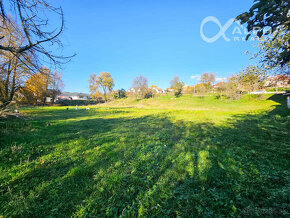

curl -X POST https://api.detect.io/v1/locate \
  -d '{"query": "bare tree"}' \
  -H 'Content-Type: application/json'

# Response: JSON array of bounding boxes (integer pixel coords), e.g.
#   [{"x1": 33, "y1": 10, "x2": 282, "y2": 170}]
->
[
  {"x1": 0, "y1": 0, "x2": 73, "y2": 66},
  {"x1": 0, "y1": 17, "x2": 37, "y2": 109},
  {"x1": 0, "y1": 1, "x2": 72, "y2": 109},
  {"x1": 132, "y1": 75, "x2": 148, "y2": 99},
  {"x1": 200, "y1": 72, "x2": 215, "y2": 91}
]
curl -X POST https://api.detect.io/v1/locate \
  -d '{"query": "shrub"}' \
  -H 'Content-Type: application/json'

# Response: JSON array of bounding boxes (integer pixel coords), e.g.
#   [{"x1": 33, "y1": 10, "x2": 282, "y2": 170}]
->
[{"x1": 112, "y1": 89, "x2": 127, "y2": 99}]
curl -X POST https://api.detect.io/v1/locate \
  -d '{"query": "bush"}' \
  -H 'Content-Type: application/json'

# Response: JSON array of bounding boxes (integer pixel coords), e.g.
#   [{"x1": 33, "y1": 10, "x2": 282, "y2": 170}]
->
[
  {"x1": 112, "y1": 89, "x2": 127, "y2": 99},
  {"x1": 174, "y1": 89, "x2": 182, "y2": 97}
]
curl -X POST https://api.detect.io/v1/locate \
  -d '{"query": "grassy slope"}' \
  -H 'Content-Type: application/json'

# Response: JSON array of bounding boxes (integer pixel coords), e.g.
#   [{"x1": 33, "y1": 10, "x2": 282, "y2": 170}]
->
[{"x1": 0, "y1": 94, "x2": 289, "y2": 217}]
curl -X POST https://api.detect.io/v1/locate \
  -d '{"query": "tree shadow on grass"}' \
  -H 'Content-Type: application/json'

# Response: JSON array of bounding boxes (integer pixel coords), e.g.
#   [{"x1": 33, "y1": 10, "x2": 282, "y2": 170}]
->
[
  {"x1": 0, "y1": 113, "x2": 184, "y2": 216},
  {"x1": 267, "y1": 94, "x2": 289, "y2": 117},
  {"x1": 0, "y1": 97, "x2": 289, "y2": 217},
  {"x1": 0, "y1": 108, "x2": 133, "y2": 166}
]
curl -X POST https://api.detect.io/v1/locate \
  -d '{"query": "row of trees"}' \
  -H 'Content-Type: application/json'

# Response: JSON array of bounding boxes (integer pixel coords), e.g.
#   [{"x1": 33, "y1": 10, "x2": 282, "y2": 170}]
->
[{"x1": 88, "y1": 65, "x2": 276, "y2": 102}]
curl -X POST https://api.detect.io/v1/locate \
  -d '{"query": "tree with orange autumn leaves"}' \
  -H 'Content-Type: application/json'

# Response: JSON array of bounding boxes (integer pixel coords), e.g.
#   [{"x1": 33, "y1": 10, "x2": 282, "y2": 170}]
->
[
  {"x1": 24, "y1": 67, "x2": 63, "y2": 105},
  {"x1": 89, "y1": 72, "x2": 114, "y2": 102}
]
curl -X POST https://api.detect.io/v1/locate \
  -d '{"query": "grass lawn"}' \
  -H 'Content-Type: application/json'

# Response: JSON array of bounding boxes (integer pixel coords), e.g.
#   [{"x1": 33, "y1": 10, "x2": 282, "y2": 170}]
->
[{"x1": 0, "y1": 94, "x2": 289, "y2": 217}]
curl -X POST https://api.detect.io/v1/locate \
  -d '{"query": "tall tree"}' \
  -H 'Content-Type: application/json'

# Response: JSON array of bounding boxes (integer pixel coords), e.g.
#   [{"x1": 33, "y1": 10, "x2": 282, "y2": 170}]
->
[
  {"x1": 200, "y1": 72, "x2": 215, "y2": 90},
  {"x1": 24, "y1": 68, "x2": 52, "y2": 105},
  {"x1": 50, "y1": 71, "x2": 64, "y2": 103},
  {"x1": 23, "y1": 66, "x2": 61, "y2": 105},
  {"x1": 132, "y1": 75, "x2": 148, "y2": 99},
  {"x1": 231, "y1": 65, "x2": 266, "y2": 93},
  {"x1": 89, "y1": 72, "x2": 114, "y2": 102},
  {"x1": 236, "y1": 0, "x2": 290, "y2": 66},
  {"x1": 89, "y1": 73, "x2": 101, "y2": 102},
  {"x1": 0, "y1": 17, "x2": 36, "y2": 109},
  {"x1": 170, "y1": 76, "x2": 184, "y2": 97}
]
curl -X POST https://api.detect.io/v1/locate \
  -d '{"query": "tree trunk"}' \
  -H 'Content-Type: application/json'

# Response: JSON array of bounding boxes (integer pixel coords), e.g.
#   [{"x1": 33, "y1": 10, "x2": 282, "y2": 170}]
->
[
  {"x1": 43, "y1": 96, "x2": 46, "y2": 106},
  {"x1": 0, "y1": 89, "x2": 15, "y2": 110},
  {"x1": 0, "y1": 101, "x2": 11, "y2": 110},
  {"x1": 102, "y1": 87, "x2": 107, "y2": 102},
  {"x1": 0, "y1": 68, "x2": 17, "y2": 110}
]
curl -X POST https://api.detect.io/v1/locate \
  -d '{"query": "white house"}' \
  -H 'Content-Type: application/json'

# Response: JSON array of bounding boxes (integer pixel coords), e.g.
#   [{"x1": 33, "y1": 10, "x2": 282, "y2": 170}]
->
[
  {"x1": 151, "y1": 87, "x2": 165, "y2": 94},
  {"x1": 57, "y1": 92, "x2": 90, "y2": 101}
]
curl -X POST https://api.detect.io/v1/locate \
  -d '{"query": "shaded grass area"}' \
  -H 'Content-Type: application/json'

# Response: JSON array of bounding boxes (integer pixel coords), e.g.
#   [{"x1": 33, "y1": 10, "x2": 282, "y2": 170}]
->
[{"x1": 0, "y1": 95, "x2": 289, "y2": 217}]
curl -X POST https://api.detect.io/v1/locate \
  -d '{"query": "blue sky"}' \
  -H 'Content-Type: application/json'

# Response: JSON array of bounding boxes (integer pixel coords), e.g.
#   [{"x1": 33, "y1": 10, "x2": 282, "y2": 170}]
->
[{"x1": 51, "y1": 0, "x2": 257, "y2": 92}]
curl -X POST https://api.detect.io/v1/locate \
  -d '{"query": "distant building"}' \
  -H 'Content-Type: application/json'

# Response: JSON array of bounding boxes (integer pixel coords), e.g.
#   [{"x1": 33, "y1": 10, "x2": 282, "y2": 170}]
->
[
  {"x1": 57, "y1": 92, "x2": 91, "y2": 101},
  {"x1": 265, "y1": 75, "x2": 290, "y2": 87},
  {"x1": 165, "y1": 88, "x2": 174, "y2": 93},
  {"x1": 151, "y1": 86, "x2": 165, "y2": 94},
  {"x1": 46, "y1": 97, "x2": 53, "y2": 103},
  {"x1": 57, "y1": 95, "x2": 72, "y2": 100},
  {"x1": 213, "y1": 82, "x2": 225, "y2": 88},
  {"x1": 127, "y1": 88, "x2": 137, "y2": 93}
]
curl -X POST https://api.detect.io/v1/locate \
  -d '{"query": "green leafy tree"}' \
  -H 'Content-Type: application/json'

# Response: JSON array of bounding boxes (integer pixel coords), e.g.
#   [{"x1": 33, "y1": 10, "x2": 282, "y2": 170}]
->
[
  {"x1": 112, "y1": 89, "x2": 127, "y2": 99},
  {"x1": 256, "y1": 28, "x2": 290, "y2": 75},
  {"x1": 118, "y1": 89, "x2": 127, "y2": 99},
  {"x1": 236, "y1": 0, "x2": 290, "y2": 66},
  {"x1": 232, "y1": 65, "x2": 267, "y2": 93}
]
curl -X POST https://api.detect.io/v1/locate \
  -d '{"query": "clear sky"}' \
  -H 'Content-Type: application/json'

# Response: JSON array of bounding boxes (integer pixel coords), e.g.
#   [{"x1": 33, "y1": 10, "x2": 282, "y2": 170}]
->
[{"x1": 51, "y1": 0, "x2": 258, "y2": 93}]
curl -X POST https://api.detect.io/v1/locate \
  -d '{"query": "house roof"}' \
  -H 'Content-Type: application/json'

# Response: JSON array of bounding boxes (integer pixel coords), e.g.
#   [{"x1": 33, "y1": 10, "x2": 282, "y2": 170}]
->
[
  {"x1": 213, "y1": 82, "x2": 225, "y2": 87},
  {"x1": 152, "y1": 87, "x2": 163, "y2": 91},
  {"x1": 267, "y1": 75, "x2": 290, "y2": 81}
]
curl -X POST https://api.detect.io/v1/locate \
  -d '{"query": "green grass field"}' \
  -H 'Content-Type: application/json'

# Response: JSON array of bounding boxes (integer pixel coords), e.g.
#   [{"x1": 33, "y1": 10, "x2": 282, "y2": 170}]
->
[{"x1": 0, "y1": 94, "x2": 289, "y2": 217}]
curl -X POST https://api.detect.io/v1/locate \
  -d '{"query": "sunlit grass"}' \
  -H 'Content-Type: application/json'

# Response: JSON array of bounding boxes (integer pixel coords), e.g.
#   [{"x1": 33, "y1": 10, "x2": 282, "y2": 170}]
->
[{"x1": 0, "y1": 94, "x2": 289, "y2": 217}]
